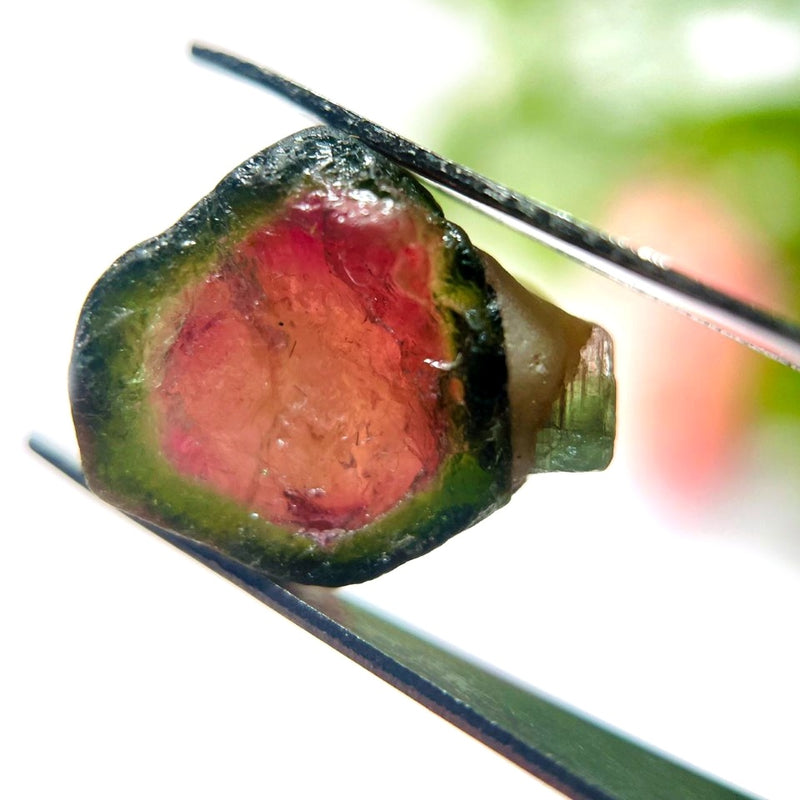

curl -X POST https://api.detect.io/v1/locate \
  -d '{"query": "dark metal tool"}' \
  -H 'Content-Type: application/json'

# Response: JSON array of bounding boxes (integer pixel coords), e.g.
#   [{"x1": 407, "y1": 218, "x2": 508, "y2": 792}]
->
[
  {"x1": 191, "y1": 43, "x2": 800, "y2": 371},
  {"x1": 29, "y1": 435, "x2": 753, "y2": 800}
]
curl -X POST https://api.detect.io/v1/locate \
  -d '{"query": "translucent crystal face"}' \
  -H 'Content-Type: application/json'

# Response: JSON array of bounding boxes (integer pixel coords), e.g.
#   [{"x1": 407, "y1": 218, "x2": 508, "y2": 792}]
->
[
  {"x1": 150, "y1": 190, "x2": 453, "y2": 535},
  {"x1": 481, "y1": 255, "x2": 615, "y2": 485}
]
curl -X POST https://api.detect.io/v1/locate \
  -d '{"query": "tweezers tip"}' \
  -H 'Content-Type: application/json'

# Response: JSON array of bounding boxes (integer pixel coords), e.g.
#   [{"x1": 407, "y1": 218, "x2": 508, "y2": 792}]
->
[
  {"x1": 28, "y1": 433, "x2": 86, "y2": 486},
  {"x1": 189, "y1": 42, "x2": 232, "y2": 67}
]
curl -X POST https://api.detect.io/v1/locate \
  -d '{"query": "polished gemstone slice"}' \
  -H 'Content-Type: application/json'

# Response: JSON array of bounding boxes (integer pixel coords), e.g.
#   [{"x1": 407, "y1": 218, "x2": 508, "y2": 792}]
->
[{"x1": 70, "y1": 126, "x2": 615, "y2": 585}]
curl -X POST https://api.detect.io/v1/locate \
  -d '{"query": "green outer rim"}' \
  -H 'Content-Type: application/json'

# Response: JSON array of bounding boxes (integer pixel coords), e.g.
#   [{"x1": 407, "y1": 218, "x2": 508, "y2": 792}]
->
[{"x1": 69, "y1": 126, "x2": 511, "y2": 586}]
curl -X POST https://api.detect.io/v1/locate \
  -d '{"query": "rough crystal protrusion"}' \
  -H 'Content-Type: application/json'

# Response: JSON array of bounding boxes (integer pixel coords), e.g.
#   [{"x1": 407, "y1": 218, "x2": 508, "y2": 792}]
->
[{"x1": 532, "y1": 325, "x2": 616, "y2": 473}]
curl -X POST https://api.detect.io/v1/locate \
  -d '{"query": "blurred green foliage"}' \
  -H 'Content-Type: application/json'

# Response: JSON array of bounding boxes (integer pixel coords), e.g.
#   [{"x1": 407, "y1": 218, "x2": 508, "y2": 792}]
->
[{"x1": 431, "y1": 0, "x2": 800, "y2": 416}]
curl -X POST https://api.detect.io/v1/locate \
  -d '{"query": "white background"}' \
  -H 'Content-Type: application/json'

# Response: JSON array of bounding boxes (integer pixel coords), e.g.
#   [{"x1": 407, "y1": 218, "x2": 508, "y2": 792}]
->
[{"x1": 3, "y1": 2, "x2": 799, "y2": 799}]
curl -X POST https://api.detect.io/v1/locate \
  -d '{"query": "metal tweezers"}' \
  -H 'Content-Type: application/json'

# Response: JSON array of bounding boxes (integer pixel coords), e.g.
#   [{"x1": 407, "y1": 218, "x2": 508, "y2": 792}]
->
[{"x1": 32, "y1": 43, "x2": 797, "y2": 800}]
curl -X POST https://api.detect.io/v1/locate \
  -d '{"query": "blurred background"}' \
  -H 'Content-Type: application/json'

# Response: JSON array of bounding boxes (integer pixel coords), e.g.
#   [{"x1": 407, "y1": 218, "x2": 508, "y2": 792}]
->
[{"x1": 3, "y1": 1, "x2": 799, "y2": 798}]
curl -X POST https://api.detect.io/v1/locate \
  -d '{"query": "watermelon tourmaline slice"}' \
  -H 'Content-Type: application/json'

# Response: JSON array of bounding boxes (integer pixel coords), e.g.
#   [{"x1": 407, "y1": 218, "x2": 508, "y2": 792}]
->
[{"x1": 70, "y1": 126, "x2": 615, "y2": 586}]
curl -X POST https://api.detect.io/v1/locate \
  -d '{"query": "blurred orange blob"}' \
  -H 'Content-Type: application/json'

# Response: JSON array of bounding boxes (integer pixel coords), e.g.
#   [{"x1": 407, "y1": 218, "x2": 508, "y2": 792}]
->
[{"x1": 606, "y1": 180, "x2": 780, "y2": 512}]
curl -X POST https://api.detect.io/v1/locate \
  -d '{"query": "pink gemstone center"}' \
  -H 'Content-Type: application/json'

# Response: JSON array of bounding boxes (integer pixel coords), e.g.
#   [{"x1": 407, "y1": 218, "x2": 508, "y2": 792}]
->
[{"x1": 152, "y1": 191, "x2": 451, "y2": 533}]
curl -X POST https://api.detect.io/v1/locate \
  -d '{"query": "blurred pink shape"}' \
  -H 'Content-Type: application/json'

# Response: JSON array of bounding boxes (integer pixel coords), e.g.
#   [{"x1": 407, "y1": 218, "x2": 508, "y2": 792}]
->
[{"x1": 605, "y1": 180, "x2": 780, "y2": 513}]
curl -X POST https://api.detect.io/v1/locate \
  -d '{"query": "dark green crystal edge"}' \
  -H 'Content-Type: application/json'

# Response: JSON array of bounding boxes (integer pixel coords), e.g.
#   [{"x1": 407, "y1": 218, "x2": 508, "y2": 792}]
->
[{"x1": 70, "y1": 126, "x2": 512, "y2": 586}]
